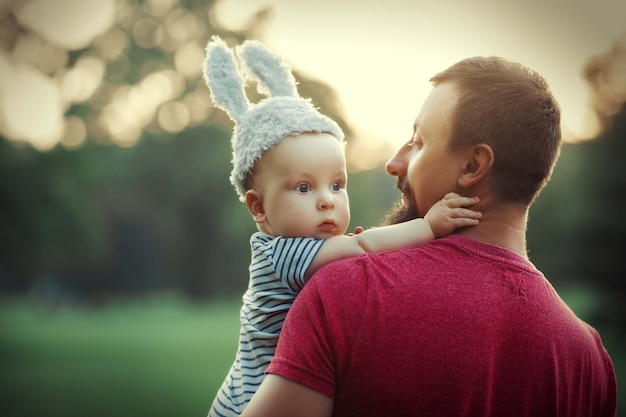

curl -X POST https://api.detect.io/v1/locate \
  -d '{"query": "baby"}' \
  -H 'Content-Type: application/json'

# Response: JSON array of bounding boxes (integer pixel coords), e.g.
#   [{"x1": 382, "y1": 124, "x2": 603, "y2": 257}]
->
[{"x1": 203, "y1": 37, "x2": 480, "y2": 417}]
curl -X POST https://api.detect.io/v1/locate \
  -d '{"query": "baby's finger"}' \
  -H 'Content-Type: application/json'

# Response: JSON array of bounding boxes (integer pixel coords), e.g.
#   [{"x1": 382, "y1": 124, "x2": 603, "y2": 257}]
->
[
  {"x1": 450, "y1": 208, "x2": 482, "y2": 219},
  {"x1": 450, "y1": 217, "x2": 481, "y2": 227},
  {"x1": 443, "y1": 192, "x2": 462, "y2": 200},
  {"x1": 445, "y1": 196, "x2": 480, "y2": 208}
]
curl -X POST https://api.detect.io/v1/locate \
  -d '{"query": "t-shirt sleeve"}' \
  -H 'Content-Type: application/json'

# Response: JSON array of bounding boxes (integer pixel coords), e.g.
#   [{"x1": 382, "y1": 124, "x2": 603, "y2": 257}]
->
[
  {"x1": 588, "y1": 324, "x2": 618, "y2": 416},
  {"x1": 266, "y1": 257, "x2": 368, "y2": 399},
  {"x1": 261, "y1": 236, "x2": 325, "y2": 292}
]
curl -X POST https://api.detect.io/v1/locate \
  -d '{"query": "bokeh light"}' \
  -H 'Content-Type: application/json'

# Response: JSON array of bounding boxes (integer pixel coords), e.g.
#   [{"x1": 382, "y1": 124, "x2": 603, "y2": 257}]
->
[
  {"x1": 60, "y1": 55, "x2": 106, "y2": 103},
  {"x1": 61, "y1": 114, "x2": 87, "y2": 149},
  {"x1": 0, "y1": 54, "x2": 63, "y2": 150},
  {"x1": 15, "y1": 0, "x2": 115, "y2": 50},
  {"x1": 174, "y1": 42, "x2": 204, "y2": 79},
  {"x1": 158, "y1": 101, "x2": 190, "y2": 133},
  {"x1": 0, "y1": 0, "x2": 216, "y2": 150}
]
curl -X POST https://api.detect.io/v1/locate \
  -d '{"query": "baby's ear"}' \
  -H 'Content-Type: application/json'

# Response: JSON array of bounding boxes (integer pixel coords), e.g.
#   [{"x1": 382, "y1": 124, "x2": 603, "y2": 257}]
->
[{"x1": 245, "y1": 190, "x2": 266, "y2": 223}]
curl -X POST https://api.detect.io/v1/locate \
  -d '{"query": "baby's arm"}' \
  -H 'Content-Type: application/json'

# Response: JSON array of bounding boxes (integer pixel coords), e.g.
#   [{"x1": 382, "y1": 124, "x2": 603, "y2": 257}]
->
[{"x1": 305, "y1": 193, "x2": 480, "y2": 278}]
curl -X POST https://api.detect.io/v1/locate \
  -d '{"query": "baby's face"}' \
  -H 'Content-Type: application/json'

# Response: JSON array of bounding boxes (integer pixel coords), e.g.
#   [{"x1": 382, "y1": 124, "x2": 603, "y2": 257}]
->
[{"x1": 250, "y1": 132, "x2": 350, "y2": 239}]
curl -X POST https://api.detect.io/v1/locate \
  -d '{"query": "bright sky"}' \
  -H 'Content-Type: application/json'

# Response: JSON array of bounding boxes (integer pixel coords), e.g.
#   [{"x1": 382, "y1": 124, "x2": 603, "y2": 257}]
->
[{"x1": 214, "y1": 0, "x2": 626, "y2": 148}]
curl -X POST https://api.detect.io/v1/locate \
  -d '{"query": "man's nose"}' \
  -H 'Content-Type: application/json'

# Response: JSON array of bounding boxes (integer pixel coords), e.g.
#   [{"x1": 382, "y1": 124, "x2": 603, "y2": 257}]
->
[{"x1": 385, "y1": 148, "x2": 407, "y2": 177}]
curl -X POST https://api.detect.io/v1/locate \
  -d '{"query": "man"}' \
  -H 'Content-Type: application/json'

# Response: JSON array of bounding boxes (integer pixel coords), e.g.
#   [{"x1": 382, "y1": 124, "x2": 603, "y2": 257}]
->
[{"x1": 240, "y1": 56, "x2": 618, "y2": 417}]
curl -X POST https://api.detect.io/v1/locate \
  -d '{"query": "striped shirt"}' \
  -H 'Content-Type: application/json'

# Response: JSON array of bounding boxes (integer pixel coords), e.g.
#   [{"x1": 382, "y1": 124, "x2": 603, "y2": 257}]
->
[{"x1": 208, "y1": 232, "x2": 325, "y2": 417}]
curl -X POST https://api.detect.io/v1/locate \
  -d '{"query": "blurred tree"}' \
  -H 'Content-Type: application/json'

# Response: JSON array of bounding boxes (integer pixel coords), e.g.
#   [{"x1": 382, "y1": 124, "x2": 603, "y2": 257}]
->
[
  {"x1": 0, "y1": 125, "x2": 253, "y2": 300},
  {"x1": 572, "y1": 108, "x2": 626, "y2": 324},
  {"x1": 528, "y1": 35, "x2": 626, "y2": 327},
  {"x1": 576, "y1": 36, "x2": 626, "y2": 321}
]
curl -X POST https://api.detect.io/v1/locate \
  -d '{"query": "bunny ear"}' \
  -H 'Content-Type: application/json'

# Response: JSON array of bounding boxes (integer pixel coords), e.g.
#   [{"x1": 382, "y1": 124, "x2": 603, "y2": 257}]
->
[
  {"x1": 203, "y1": 36, "x2": 250, "y2": 122},
  {"x1": 236, "y1": 40, "x2": 299, "y2": 98}
]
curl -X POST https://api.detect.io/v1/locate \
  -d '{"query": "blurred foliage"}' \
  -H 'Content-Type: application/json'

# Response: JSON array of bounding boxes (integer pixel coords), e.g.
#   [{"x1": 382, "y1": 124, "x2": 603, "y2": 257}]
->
[
  {"x1": 528, "y1": 107, "x2": 626, "y2": 328},
  {"x1": 0, "y1": 125, "x2": 253, "y2": 299}
]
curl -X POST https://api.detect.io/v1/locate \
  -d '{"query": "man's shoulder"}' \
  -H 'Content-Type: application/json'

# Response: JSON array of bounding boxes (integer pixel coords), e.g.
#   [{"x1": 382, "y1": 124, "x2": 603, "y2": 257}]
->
[
  {"x1": 310, "y1": 246, "x2": 417, "y2": 284},
  {"x1": 311, "y1": 236, "x2": 495, "y2": 281}
]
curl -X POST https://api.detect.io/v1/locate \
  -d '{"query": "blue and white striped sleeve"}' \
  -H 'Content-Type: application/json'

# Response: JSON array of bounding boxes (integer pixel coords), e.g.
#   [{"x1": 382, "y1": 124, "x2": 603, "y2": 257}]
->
[{"x1": 264, "y1": 236, "x2": 325, "y2": 292}]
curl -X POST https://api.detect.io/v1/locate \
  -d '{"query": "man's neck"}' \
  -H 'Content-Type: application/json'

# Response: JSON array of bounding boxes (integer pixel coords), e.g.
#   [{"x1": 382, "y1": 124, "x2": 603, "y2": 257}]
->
[{"x1": 455, "y1": 203, "x2": 529, "y2": 259}]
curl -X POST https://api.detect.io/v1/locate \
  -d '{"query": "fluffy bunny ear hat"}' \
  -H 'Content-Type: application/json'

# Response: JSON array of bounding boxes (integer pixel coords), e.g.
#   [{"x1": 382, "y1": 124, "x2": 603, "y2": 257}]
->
[{"x1": 203, "y1": 36, "x2": 345, "y2": 202}]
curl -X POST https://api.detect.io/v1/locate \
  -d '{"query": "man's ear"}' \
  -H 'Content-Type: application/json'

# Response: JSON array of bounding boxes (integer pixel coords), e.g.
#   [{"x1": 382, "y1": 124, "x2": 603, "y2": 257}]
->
[
  {"x1": 245, "y1": 190, "x2": 266, "y2": 223},
  {"x1": 458, "y1": 143, "x2": 494, "y2": 188}
]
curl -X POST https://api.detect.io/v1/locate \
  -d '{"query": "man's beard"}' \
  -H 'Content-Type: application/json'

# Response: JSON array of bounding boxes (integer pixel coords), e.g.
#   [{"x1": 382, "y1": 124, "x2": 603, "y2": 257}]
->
[{"x1": 380, "y1": 179, "x2": 420, "y2": 226}]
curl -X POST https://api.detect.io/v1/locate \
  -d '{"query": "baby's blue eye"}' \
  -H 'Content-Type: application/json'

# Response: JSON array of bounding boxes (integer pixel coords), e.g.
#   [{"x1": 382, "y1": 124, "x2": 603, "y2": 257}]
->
[
  {"x1": 296, "y1": 183, "x2": 310, "y2": 193},
  {"x1": 331, "y1": 181, "x2": 341, "y2": 191}
]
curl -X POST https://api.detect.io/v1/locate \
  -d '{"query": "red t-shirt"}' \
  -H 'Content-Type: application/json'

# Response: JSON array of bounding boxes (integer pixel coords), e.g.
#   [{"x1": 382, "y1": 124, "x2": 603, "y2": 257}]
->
[{"x1": 267, "y1": 235, "x2": 617, "y2": 416}]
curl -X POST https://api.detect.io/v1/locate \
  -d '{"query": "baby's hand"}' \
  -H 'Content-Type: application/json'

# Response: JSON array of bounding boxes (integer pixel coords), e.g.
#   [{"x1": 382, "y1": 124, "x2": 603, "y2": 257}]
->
[
  {"x1": 424, "y1": 192, "x2": 481, "y2": 238},
  {"x1": 347, "y1": 226, "x2": 365, "y2": 236}
]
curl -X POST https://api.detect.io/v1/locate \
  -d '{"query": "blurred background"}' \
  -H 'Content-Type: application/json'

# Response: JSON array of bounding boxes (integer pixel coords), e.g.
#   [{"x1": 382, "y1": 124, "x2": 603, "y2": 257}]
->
[{"x1": 0, "y1": 0, "x2": 624, "y2": 416}]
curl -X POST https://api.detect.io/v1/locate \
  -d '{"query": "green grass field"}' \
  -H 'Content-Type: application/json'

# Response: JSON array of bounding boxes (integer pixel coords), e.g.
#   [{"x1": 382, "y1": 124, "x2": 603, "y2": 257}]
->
[
  {"x1": 1, "y1": 290, "x2": 623, "y2": 417},
  {"x1": 0, "y1": 295, "x2": 240, "y2": 417}
]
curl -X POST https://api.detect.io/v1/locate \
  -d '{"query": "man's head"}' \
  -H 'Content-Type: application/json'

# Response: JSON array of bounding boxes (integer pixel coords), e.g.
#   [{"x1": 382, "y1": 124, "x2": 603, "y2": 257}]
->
[{"x1": 384, "y1": 56, "x2": 562, "y2": 225}]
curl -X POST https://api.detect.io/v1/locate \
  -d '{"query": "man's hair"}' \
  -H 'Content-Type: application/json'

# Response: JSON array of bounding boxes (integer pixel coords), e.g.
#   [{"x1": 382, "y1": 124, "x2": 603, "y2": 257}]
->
[{"x1": 430, "y1": 56, "x2": 562, "y2": 204}]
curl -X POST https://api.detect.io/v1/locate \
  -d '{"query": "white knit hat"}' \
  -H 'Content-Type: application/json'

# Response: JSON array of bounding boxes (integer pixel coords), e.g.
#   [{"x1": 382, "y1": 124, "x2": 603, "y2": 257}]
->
[{"x1": 203, "y1": 36, "x2": 345, "y2": 202}]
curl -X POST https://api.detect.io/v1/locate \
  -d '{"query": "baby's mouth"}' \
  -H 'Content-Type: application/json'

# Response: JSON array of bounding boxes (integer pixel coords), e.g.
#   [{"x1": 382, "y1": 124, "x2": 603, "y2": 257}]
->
[{"x1": 319, "y1": 220, "x2": 336, "y2": 231}]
